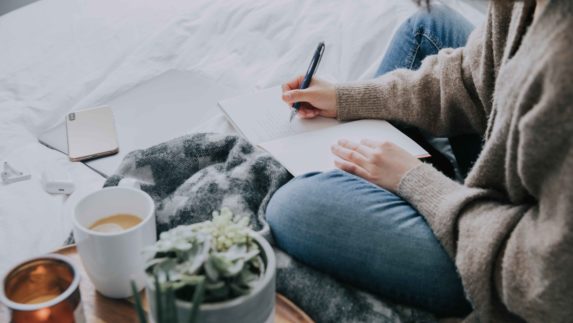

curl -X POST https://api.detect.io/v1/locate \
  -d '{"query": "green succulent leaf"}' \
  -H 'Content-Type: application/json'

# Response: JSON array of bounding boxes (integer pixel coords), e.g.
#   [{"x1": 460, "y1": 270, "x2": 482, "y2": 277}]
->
[
  {"x1": 204, "y1": 256, "x2": 220, "y2": 281},
  {"x1": 189, "y1": 277, "x2": 205, "y2": 323},
  {"x1": 131, "y1": 281, "x2": 148, "y2": 323},
  {"x1": 143, "y1": 208, "x2": 265, "y2": 317}
]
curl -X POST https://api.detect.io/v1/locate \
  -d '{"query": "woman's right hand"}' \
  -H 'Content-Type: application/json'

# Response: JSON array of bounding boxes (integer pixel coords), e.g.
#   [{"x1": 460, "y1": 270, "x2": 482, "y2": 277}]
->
[{"x1": 281, "y1": 75, "x2": 337, "y2": 119}]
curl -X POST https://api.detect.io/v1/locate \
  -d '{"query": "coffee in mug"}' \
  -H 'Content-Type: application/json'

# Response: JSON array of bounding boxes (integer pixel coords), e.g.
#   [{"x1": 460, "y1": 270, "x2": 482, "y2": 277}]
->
[
  {"x1": 89, "y1": 213, "x2": 142, "y2": 233},
  {"x1": 73, "y1": 187, "x2": 156, "y2": 299}
]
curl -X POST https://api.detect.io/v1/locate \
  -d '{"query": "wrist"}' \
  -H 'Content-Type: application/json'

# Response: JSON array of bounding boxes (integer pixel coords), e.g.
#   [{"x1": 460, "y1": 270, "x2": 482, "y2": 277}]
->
[{"x1": 390, "y1": 159, "x2": 423, "y2": 193}]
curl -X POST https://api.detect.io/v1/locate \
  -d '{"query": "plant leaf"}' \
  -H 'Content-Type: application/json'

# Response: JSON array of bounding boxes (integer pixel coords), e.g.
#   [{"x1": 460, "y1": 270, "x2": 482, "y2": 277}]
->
[
  {"x1": 204, "y1": 280, "x2": 225, "y2": 290},
  {"x1": 131, "y1": 281, "x2": 148, "y2": 323},
  {"x1": 154, "y1": 273, "x2": 163, "y2": 323},
  {"x1": 188, "y1": 277, "x2": 205, "y2": 323},
  {"x1": 145, "y1": 257, "x2": 169, "y2": 273},
  {"x1": 223, "y1": 259, "x2": 245, "y2": 277},
  {"x1": 165, "y1": 285, "x2": 178, "y2": 323},
  {"x1": 204, "y1": 256, "x2": 219, "y2": 281},
  {"x1": 229, "y1": 282, "x2": 250, "y2": 296},
  {"x1": 222, "y1": 244, "x2": 247, "y2": 261},
  {"x1": 178, "y1": 274, "x2": 206, "y2": 285}
]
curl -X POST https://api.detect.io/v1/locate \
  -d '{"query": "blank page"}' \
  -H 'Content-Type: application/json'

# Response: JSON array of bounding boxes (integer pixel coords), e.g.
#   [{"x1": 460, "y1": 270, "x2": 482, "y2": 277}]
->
[
  {"x1": 218, "y1": 86, "x2": 339, "y2": 145},
  {"x1": 259, "y1": 119, "x2": 429, "y2": 176}
]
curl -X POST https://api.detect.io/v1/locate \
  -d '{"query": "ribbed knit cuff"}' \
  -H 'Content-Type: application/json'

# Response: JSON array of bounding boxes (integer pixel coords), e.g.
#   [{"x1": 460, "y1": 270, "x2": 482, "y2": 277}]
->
[
  {"x1": 398, "y1": 163, "x2": 461, "y2": 218},
  {"x1": 397, "y1": 163, "x2": 467, "y2": 255},
  {"x1": 335, "y1": 82, "x2": 386, "y2": 121}
]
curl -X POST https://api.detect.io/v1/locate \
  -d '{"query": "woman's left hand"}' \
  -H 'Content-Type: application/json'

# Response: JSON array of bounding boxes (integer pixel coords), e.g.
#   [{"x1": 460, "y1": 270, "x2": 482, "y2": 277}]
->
[{"x1": 331, "y1": 139, "x2": 423, "y2": 193}]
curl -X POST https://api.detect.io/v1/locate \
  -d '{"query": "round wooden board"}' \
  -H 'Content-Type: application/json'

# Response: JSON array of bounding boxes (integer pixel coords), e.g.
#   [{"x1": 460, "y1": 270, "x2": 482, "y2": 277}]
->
[{"x1": 0, "y1": 245, "x2": 313, "y2": 323}]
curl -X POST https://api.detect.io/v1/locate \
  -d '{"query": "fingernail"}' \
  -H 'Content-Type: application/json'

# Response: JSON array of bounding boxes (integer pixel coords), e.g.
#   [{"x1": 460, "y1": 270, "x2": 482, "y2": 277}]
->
[{"x1": 284, "y1": 92, "x2": 291, "y2": 100}]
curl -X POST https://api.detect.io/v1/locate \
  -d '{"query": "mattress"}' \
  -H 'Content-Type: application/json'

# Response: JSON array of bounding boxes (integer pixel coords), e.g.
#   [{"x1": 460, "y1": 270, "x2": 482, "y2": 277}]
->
[{"x1": 0, "y1": 0, "x2": 485, "y2": 274}]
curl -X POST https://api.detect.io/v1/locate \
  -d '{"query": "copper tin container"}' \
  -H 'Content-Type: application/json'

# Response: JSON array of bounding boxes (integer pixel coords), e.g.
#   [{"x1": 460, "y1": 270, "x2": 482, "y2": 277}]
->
[{"x1": 0, "y1": 254, "x2": 85, "y2": 323}]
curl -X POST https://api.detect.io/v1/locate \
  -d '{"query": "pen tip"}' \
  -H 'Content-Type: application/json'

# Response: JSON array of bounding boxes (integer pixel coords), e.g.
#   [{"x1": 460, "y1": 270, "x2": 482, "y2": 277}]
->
[{"x1": 289, "y1": 110, "x2": 296, "y2": 122}]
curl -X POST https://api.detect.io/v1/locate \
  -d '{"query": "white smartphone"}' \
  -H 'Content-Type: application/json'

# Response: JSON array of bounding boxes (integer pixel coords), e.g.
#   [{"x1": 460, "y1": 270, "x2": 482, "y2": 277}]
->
[{"x1": 66, "y1": 106, "x2": 119, "y2": 161}]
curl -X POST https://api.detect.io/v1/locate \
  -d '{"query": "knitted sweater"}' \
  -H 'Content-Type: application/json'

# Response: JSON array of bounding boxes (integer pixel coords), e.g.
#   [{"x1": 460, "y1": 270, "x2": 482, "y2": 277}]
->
[{"x1": 335, "y1": 0, "x2": 573, "y2": 321}]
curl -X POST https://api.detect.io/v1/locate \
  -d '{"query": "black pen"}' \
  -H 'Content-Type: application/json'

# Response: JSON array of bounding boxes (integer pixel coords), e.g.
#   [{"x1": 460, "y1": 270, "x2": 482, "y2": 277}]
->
[{"x1": 289, "y1": 42, "x2": 326, "y2": 122}]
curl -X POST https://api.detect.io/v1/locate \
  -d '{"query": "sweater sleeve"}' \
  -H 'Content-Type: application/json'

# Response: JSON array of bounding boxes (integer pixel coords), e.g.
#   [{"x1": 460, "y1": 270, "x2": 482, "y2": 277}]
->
[
  {"x1": 397, "y1": 94, "x2": 573, "y2": 320},
  {"x1": 335, "y1": 11, "x2": 496, "y2": 137}
]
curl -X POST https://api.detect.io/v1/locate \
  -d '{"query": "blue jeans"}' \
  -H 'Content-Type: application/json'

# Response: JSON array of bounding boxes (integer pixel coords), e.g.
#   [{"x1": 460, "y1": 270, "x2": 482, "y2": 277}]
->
[{"x1": 267, "y1": 6, "x2": 474, "y2": 317}]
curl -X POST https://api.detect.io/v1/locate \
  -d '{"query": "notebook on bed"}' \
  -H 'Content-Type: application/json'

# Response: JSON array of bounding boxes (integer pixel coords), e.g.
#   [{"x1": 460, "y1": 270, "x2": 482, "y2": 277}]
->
[
  {"x1": 39, "y1": 70, "x2": 239, "y2": 177},
  {"x1": 218, "y1": 87, "x2": 429, "y2": 176}
]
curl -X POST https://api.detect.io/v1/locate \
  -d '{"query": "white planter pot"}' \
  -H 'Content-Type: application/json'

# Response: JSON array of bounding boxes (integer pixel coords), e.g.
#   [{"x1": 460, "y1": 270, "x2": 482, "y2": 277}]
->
[{"x1": 145, "y1": 230, "x2": 276, "y2": 323}]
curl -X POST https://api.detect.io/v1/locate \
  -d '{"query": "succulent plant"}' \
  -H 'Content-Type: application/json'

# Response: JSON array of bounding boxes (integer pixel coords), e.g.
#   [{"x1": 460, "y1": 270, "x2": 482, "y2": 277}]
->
[{"x1": 133, "y1": 208, "x2": 265, "y2": 323}]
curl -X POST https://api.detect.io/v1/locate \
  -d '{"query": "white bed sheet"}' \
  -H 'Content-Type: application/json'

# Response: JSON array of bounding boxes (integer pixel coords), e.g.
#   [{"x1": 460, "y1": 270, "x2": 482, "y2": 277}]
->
[{"x1": 0, "y1": 0, "x2": 484, "y2": 273}]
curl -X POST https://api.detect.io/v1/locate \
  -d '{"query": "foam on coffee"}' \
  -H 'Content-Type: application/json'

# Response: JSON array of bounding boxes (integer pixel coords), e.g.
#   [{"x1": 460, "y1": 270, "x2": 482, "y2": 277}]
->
[{"x1": 89, "y1": 214, "x2": 142, "y2": 233}]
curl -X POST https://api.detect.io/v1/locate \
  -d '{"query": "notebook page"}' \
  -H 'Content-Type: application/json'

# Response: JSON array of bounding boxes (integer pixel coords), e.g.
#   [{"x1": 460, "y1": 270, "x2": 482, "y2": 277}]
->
[
  {"x1": 259, "y1": 119, "x2": 429, "y2": 176},
  {"x1": 218, "y1": 86, "x2": 339, "y2": 145}
]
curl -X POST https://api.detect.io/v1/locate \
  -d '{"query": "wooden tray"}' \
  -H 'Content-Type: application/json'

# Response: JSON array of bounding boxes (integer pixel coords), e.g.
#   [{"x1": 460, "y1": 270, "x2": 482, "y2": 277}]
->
[{"x1": 1, "y1": 246, "x2": 313, "y2": 323}]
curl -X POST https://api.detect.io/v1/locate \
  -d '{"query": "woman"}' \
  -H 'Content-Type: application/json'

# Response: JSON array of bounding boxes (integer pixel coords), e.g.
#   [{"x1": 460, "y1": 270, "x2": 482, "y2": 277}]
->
[{"x1": 267, "y1": 0, "x2": 572, "y2": 321}]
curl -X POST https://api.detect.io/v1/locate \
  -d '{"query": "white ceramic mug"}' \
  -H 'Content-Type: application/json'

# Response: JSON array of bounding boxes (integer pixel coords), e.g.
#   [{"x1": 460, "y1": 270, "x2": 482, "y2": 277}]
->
[{"x1": 72, "y1": 186, "x2": 156, "y2": 298}]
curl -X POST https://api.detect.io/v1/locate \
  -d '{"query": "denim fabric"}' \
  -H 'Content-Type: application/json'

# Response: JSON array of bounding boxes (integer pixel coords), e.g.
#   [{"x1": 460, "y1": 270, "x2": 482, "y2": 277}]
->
[
  {"x1": 267, "y1": 6, "x2": 477, "y2": 317},
  {"x1": 267, "y1": 171, "x2": 472, "y2": 316},
  {"x1": 377, "y1": 5, "x2": 474, "y2": 75},
  {"x1": 378, "y1": 5, "x2": 481, "y2": 179}
]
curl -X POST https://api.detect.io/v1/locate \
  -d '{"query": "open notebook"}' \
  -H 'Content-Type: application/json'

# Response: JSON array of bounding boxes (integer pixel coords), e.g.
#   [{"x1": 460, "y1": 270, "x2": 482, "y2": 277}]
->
[{"x1": 218, "y1": 87, "x2": 429, "y2": 176}]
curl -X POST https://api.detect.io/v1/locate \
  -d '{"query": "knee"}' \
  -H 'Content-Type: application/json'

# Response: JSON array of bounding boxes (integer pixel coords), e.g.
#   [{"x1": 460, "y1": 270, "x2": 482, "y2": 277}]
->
[
  {"x1": 266, "y1": 170, "x2": 350, "y2": 239},
  {"x1": 267, "y1": 171, "x2": 327, "y2": 228},
  {"x1": 266, "y1": 178, "x2": 296, "y2": 231},
  {"x1": 389, "y1": 5, "x2": 451, "y2": 57},
  {"x1": 407, "y1": 5, "x2": 451, "y2": 32},
  {"x1": 267, "y1": 172, "x2": 317, "y2": 248},
  {"x1": 405, "y1": 5, "x2": 473, "y2": 43}
]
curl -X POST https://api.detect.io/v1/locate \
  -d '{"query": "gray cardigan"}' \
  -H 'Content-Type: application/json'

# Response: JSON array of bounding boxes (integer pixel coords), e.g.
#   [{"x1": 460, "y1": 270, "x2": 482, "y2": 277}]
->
[{"x1": 335, "y1": 0, "x2": 573, "y2": 321}]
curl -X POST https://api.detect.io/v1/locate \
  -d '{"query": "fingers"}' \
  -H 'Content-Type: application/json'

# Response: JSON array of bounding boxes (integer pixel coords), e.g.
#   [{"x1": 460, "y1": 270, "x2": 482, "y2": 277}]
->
[
  {"x1": 282, "y1": 89, "x2": 313, "y2": 105},
  {"x1": 360, "y1": 139, "x2": 397, "y2": 150},
  {"x1": 334, "y1": 160, "x2": 370, "y2": 179},
  {"x1": 281, "y1": 75, "x2": 320, "y2": 104},
  {"x1": 359, "y1": 139, "x2": 414, "y2": 164},
  {"x1": 282, "y1": 75, "x2": 306, "y2": 93},
  {"x1": 297, "y1": 106, "x2": 319, "y2": 119},
  {"x1": 360, "y1": 139, "x2": 381, "y2": 149},
  {"x1": 337, "y1": 139, "x2": 373, "y2": 157},
  {"x1": 331, "y1": 142, "x2": 369, "y2": 165}
]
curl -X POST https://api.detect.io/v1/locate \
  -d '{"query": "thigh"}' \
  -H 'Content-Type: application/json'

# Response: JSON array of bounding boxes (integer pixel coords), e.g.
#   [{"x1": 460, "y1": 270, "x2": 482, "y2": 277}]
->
[{"x1": 267, "y1": 170, "x2": 471, "y2": 316}]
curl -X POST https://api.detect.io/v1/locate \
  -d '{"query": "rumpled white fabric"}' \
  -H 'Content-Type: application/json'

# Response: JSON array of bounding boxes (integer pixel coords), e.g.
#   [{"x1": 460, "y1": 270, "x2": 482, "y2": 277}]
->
[{"x1": 0, "y1": 0, "x2": 484, "y2": 274}]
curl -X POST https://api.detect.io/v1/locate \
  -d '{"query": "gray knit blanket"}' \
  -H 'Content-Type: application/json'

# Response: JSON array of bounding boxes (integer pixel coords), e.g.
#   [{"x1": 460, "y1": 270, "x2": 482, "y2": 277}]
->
[{"x1": 103, "y1": 133, "x2": 435, "y2": 323}]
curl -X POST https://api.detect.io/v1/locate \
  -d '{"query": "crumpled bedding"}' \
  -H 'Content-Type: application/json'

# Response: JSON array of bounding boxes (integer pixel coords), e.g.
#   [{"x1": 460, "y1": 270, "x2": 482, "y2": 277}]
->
[{"x1": 0, "y1": 0, "x2": 484, "y2": 289}]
